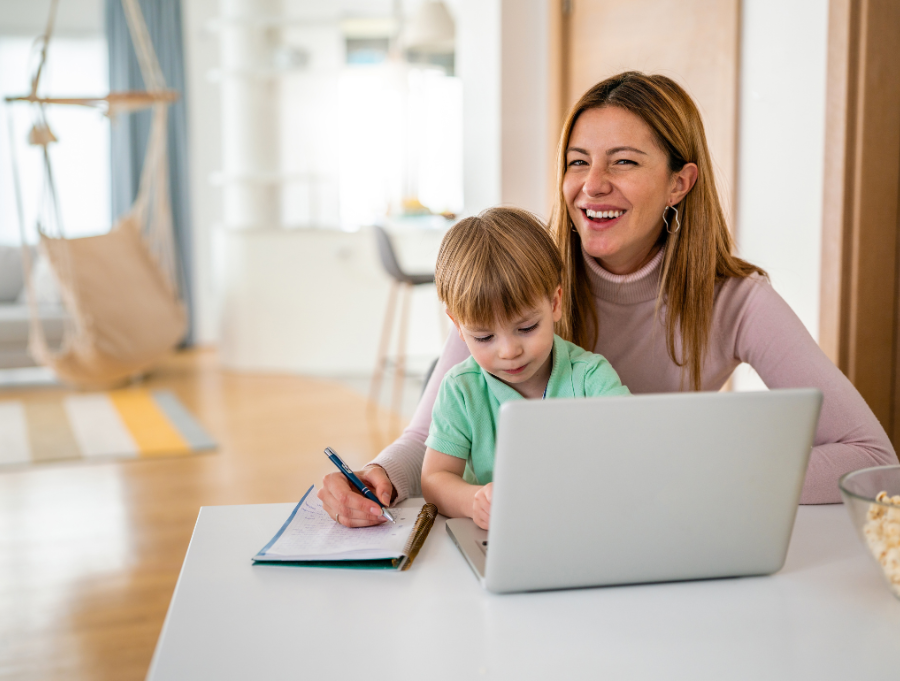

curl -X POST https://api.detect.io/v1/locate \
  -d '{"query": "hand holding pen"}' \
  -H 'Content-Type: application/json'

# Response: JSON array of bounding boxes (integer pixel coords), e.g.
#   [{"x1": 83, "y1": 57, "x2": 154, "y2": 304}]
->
[{"x1": 322, "y1": 447, "x2": 395, "y2": 524}]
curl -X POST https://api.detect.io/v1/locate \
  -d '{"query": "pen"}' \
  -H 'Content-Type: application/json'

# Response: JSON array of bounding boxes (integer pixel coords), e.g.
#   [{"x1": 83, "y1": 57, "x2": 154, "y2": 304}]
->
[{"x1": 324, "y1": 447, "x2": 395, "y2": 523}]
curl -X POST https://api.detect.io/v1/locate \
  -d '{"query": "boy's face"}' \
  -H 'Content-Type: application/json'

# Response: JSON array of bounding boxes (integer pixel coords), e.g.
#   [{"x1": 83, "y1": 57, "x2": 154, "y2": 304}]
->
[{"x1": 450, "y1": 287, "x2": 563, "y2": 395}]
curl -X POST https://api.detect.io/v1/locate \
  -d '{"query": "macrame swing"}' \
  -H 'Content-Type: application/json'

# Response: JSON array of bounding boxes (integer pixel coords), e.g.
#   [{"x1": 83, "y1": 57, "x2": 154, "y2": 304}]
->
[{"x1": 5, "y1": 0, "x2": 186, "y2": 389}]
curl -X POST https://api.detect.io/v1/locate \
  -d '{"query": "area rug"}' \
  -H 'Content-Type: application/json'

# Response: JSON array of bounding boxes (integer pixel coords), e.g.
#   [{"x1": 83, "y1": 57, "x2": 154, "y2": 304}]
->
[{"x1": 0, "y1": 389, "x2": 216, "y2": 467}]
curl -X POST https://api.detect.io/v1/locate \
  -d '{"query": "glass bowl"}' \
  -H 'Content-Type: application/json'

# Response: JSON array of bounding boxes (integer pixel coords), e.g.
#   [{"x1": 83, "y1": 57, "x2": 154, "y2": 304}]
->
[{"x1": 838, "y1": 465, "x2": 900, "y2": 599}]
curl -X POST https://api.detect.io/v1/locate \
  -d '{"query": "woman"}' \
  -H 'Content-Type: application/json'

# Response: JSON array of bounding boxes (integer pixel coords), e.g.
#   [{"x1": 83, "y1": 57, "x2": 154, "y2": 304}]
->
[{"x1": 320, "y1": 72, "x2": 896, "y2": 527}]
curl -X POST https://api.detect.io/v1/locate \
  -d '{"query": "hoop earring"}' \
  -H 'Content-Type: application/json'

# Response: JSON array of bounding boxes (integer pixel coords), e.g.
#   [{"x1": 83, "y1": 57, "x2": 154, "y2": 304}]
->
[{"x1": 663, "y1": 205, "x2": 681, "y2": 235}]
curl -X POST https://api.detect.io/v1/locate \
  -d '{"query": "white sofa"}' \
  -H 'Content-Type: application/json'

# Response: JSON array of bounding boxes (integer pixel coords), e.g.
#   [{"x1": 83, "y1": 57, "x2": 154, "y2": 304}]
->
[{"x1": 0, "y1": 246, "x2": 67, "y2": 369}]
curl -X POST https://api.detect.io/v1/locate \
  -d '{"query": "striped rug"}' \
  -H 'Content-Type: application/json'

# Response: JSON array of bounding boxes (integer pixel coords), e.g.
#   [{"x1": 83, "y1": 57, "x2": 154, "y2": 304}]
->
[{"x1": 0, "y1": 389, "x2": 215, "y2": 467}]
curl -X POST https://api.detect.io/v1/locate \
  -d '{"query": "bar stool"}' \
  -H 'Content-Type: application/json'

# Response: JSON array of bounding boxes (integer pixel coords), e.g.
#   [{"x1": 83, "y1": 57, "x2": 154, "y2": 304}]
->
[{"x1": 369, "y1": 225, "x2": 441, "y2": 418}]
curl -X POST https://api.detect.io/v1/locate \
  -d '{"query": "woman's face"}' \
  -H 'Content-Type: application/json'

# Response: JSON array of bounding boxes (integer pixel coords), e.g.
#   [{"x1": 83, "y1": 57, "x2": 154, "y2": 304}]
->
[{"x1": 563, "y1": 106, "x2": 697, "y2": 275}]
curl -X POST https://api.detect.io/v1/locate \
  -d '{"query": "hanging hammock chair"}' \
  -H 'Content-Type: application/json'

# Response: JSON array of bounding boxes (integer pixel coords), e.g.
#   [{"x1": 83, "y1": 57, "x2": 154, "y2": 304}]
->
[{"x1": 5, "y1": 0, "x2": 187, "y2": 389}]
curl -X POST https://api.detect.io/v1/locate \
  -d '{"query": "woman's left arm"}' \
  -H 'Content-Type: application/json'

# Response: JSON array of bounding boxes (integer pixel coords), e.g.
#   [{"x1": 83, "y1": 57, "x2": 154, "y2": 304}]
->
[{"x1": 727, "y1": 278, "x2": 897, "y2": 503}]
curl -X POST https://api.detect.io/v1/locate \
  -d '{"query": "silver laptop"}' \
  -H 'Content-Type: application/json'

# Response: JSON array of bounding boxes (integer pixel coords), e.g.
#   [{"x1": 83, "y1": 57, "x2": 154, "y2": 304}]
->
[{"x1": 446, "y1": 388, "x2": 822, "y2": 594}]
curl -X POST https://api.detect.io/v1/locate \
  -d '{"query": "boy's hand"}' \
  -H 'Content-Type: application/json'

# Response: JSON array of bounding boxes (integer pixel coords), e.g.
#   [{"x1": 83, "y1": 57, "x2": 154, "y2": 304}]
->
[
  {"x1": 472, "y1": 482, "x2": 492, "y2": 530},
  {"x1": 318, "y1": 464, "x2": 394, "y2": 527}
]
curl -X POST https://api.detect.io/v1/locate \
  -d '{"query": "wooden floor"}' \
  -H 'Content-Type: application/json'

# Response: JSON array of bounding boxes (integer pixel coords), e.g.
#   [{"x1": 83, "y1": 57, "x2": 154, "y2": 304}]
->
[{"x1": 0, "y1": 350, "x2": 405, "y2": 681}]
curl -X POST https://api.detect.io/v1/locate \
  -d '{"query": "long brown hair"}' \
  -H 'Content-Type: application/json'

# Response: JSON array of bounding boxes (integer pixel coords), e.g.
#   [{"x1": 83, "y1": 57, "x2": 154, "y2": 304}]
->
[{"x1": 551, "y1": 71, "x2": 765, "y2": 390}]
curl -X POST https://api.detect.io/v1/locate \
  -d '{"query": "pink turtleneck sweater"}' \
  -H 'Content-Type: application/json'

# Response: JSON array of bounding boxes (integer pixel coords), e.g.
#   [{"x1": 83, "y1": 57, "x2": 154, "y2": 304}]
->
[{"x1": 371, "y1": 248, "x2": 897, "y2": 504}]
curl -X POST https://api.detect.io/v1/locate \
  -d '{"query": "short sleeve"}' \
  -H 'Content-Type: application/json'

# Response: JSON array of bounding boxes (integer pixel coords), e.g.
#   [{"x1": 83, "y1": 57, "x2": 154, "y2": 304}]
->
[
  {"x1": 425, "y1": 375, "x2": 474, "y2": 460},
  {"x1": 583, "y1": 354, "x2": 631, "y2": 397}
]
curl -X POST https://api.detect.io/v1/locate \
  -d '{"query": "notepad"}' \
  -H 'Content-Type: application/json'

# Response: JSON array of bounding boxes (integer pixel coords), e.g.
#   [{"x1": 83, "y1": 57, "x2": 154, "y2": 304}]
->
[{"x1": 252, "y1": 485, "x2": 437, "y2": 570}]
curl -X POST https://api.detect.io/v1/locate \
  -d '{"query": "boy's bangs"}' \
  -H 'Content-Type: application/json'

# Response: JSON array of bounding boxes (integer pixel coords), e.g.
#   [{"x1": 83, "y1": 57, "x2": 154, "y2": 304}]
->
[{"x1": 452, "y1": 252, "x2": 552, "y2": 329}]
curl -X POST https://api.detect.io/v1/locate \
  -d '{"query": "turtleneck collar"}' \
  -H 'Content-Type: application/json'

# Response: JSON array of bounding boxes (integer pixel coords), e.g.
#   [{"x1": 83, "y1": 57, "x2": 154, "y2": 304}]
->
[{"x1": 582, "y1": 245, "x2": 664, "y2": 305}]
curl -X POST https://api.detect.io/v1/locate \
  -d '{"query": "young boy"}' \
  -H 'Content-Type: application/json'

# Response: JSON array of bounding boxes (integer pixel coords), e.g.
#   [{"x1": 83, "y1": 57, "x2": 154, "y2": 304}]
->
[{"x1": 421, "y1": 207, "x2": 630, "y2": 530}]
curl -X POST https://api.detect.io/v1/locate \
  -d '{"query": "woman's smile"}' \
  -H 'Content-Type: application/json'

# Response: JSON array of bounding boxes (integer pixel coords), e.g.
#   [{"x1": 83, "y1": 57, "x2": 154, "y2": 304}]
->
[{"x1": 578, "y1": 204, "x2": 628, "y2": 228}]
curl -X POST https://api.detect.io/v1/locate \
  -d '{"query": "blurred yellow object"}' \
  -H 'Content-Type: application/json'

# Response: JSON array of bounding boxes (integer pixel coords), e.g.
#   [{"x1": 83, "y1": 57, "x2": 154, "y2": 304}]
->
[
  {"x1": 401, "y1": 197, "x2": 431, "y2": 216},
  {"x1": 109, "y1": 390, "x2": 189, "y2": 456}
]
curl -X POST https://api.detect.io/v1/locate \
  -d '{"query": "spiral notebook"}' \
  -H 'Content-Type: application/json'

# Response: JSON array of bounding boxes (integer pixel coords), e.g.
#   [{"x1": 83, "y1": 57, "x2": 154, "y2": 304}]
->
[{"x1": 252, "y1": 485, "x2": 437, "y2": 570}]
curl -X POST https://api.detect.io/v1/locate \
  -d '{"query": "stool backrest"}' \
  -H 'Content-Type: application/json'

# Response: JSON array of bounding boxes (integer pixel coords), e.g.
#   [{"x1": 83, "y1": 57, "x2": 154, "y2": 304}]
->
[{"x1": 372, "y1": 225, "x2": 407, "y2": 283}]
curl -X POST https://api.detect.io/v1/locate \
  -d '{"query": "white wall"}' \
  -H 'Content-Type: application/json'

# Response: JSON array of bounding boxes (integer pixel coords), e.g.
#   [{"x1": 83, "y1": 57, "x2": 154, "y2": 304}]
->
[
  {"x1": 218, "y1": 227, "x2": 446, "y2": 375},
  {"x1": 733, "y1": 0, "x2": 829, "y2": 390},
  {"x1": 457, "y1": 0, "x2": 501, "y2": 214},
  {"x1": 0, "y1": 0, "x2": 103, "y2": 36},
  {"x1": 457, "y1": 0, "x2": 552, "y2": 219}
]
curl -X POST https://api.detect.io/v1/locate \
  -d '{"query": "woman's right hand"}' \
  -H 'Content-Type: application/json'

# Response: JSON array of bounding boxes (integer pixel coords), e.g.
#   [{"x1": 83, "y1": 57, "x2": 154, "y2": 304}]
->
[{"x1": 317, "y1": 464, "x2": 394, "y2": 527}]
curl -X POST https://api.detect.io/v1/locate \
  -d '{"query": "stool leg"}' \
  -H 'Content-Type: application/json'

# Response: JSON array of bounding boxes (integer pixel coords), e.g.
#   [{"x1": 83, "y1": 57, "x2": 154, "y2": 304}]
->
[
  {"x1": 391, "y1": 282, "x2": 411, "y2": 421},
  {"x1": 369, "y1": 280, "x2": 399, "y2": 412}
]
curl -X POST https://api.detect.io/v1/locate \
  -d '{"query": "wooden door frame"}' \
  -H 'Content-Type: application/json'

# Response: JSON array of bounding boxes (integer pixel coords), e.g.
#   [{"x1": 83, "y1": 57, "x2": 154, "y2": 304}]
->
[{"x1": 820, "y1": 0, "x2": 900, "y2": 445}]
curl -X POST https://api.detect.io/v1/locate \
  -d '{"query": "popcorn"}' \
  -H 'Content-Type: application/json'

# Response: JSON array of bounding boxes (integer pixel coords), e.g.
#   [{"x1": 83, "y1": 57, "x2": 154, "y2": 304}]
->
[{"x1": 863, "y1": 491, "x2": 900, "y2": 597}]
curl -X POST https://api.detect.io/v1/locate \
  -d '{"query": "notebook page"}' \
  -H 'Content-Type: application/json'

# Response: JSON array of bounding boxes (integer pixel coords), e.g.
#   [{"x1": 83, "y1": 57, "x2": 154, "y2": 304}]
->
[{"x1": 260, "y1": 493, "x2": 423, "y2": 561}]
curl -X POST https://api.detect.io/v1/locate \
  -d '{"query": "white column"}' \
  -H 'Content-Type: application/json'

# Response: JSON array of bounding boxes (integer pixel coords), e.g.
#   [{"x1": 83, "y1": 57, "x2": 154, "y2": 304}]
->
[
  {"x1": 457, "y1": 0, "x2": 553, "y2": 219},
  {"x1": 457, "y1": 0, "x2": 501, "y2": 215},
  {"x1": 219, "y1": 0, "x2": 282, "y2": 229},
  {"x1": 732, "y1": 0, "x2": 828, "y2": 391}
]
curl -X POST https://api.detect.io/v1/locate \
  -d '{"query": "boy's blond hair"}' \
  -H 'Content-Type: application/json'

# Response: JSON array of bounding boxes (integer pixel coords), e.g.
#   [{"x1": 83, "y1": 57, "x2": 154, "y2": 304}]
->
[{"x1": 435, "y1": 207, "x2": 563, "y2": 328}]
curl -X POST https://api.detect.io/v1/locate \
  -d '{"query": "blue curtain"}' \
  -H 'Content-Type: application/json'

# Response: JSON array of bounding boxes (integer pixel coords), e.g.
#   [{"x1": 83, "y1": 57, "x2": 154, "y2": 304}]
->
[{"x1": 106, "y1": 0, "x2": 194, "y2": 345}]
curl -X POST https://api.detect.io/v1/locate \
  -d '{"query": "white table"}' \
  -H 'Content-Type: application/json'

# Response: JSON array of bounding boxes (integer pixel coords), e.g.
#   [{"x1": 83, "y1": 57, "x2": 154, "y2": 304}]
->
[{"x1": 147, "y1": 504, "x2": 900, "y2": 680}]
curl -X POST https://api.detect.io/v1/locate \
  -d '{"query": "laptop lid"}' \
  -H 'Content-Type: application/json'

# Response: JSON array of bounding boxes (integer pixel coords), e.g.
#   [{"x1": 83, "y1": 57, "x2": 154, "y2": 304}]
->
[{"x1": 476, "y1": 388, "x2": 821, "y2": 593}]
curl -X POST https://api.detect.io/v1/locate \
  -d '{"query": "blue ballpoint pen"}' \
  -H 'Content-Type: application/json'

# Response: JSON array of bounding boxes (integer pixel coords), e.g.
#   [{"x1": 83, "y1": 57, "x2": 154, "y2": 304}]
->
[{"x1": 324, "y1": 447, "x2": 395, "y2": 523}]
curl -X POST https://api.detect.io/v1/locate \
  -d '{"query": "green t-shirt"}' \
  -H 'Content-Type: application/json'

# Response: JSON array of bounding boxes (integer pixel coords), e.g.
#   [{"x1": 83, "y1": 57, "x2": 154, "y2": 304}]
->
[{"x1": 425, "y1": 334, "x2": 630, "y2": 484}]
